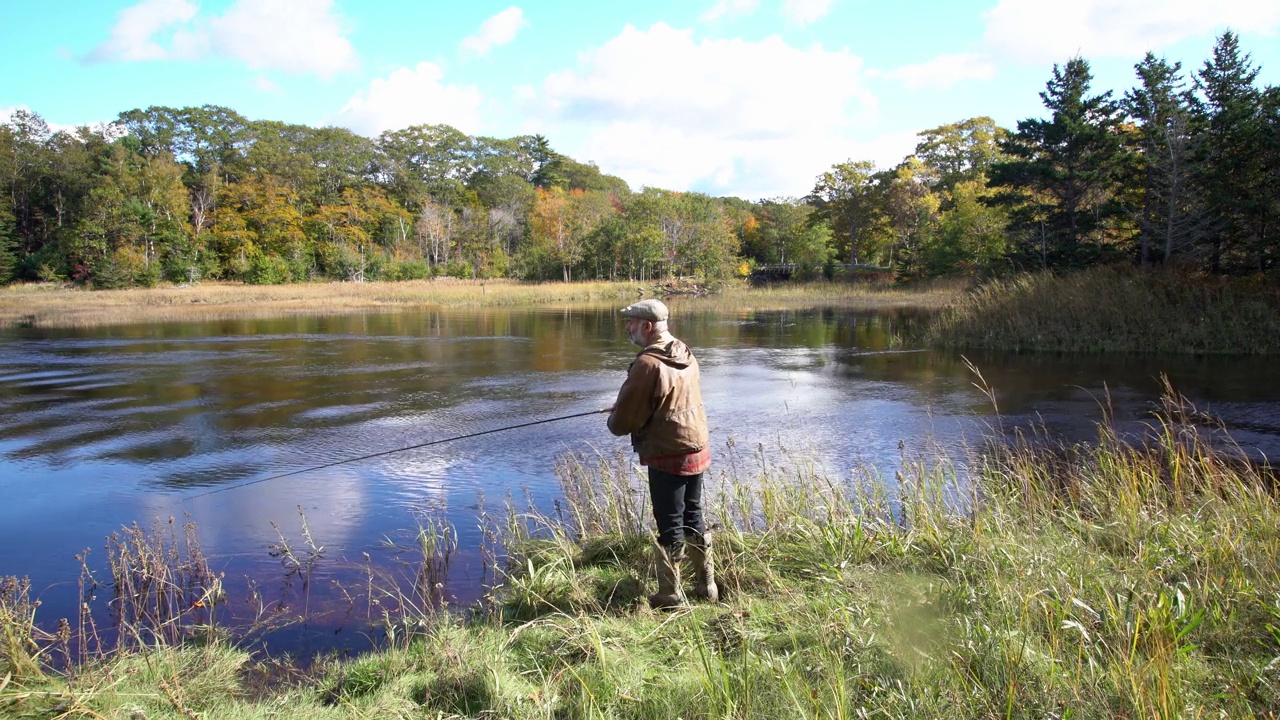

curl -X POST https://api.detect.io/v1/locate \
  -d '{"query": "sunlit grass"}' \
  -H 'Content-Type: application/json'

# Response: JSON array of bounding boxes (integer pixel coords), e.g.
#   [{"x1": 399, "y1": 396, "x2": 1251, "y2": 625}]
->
[
  {"x1": 4, "y1": 387, "x2": 1278, "y2": 718},
  {"x1": 927, "y1": 265, "x2": 1280, "y2": 353},
  {"x1": 0, "y1": 277, "x2": 964, "y2": 328}
]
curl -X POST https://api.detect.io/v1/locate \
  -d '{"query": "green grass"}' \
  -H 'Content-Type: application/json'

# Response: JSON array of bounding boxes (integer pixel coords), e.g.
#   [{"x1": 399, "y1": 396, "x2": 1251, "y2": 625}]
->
[
  {"x1": 926, "y1": 265, "x2": 1280, "y2": 353},
  {"x1": 3, "y1": 390, "x2": 1279, "y2": 718}
]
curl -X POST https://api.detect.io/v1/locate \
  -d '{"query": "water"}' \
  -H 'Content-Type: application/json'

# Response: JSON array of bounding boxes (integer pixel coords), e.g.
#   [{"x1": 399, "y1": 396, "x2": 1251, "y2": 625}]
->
[{"x1": 2, "y1": 305, "x2": 1277, "y2": 656}]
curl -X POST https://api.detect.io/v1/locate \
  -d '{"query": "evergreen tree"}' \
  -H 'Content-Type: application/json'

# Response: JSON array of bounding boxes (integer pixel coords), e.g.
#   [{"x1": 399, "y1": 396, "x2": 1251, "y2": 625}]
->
[
  {"x1": 1197, "y1": 31, "x2": 1268, "y2": 272},
  {"x1": 1123, "y1": 52, "x2": 1209, "y2": 265},
  {"x1": 994, "y1": 57, "x2": 1133, "y2": 267}
]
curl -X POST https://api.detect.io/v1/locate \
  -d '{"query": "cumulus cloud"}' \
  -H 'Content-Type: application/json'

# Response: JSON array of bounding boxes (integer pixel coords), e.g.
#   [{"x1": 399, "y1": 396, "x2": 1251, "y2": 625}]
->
[
  {"x1": 205, "y1": 0, "x2": 358, "y2": 77},
  {"x1": 883, "y1": 53, "x2": 998, "y2": 90},
  {"x1": 524, "y1": 23, "x2": 880, "y2": 199},
  {"x1": 984, "y1": 0, "x2": 1280, "y2": 63},
  {"x1": 460, "y1": 7, "x2": 528, "y2": 56},
  {"x1": 84, "y1": 0, "x2": 357, "y2": 78},
  {"x1": 85, "y1": 0, "x2": 198, "y2": 62},
  {"x1": 701, "y1": 0, "x2": 760, "y2": 22},
  {"x1": 782, "y1": 0, "x2": 835, "y2": 27},
  {"x1": 333, "y1": 62, "x2": 484, "y2": 136}
]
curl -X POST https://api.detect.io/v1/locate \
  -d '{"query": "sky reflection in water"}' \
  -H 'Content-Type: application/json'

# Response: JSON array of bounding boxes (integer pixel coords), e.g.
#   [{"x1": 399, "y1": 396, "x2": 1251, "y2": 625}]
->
[{"x1": 2, "y1": 305, "x2": 1277, "y2": 656}]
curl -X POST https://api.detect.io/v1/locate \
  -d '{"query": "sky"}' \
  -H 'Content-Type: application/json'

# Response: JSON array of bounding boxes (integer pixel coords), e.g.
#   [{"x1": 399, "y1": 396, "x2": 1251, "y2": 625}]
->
[{"x1": 2, "y1": 0, "x2": 1279, "y2": 201}]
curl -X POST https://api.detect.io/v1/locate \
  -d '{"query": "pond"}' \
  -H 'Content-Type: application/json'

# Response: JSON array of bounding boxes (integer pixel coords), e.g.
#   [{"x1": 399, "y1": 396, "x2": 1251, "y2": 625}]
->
[{"x1": 2, "y1": 303, "x2": 1277, "y2": 657}]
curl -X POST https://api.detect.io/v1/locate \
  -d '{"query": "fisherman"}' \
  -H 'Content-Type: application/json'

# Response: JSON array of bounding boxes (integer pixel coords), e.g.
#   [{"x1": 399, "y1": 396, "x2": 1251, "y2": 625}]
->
[{"x1": 607, "y1": 298, "x2": 717, "y2": 608}]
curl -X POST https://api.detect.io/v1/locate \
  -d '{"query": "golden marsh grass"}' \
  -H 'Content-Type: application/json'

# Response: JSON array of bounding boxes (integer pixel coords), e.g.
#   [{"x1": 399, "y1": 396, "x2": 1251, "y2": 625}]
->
[{"x1": 0, "y1": 278, "x2": 963, "y2": 329}]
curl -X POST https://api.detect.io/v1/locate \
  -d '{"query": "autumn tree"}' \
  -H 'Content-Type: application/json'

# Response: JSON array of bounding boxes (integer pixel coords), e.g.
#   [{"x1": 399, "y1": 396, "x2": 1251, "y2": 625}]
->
[
  {"x1": 913, "y1": 117, "x2": 1006, "y2": 198},
  {"x1": 807, "y1": 160, "x2": 886, "y2": 265}
]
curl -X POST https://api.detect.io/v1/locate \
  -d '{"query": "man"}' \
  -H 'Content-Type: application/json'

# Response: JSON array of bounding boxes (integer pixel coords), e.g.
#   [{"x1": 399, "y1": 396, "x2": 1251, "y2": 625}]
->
[{"x1": 607, "y1": 298, "x2": 718, "y2": 608}]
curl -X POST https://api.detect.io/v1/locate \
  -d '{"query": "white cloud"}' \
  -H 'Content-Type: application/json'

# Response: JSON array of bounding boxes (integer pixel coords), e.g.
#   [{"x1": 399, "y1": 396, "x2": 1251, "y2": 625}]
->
[
  {"x1": 883, "y1": 53, "x2": 998, "y2": 90},
  {"x1": 524, "y1": 23, "x2": 879, "y2": 199},
  {"x1": 782, "y1": 0, "x2": 835, "y2": 27},
  {"x1": 206, "y1": 0, "x2": 358, "y2": 78},
  {"x1": 85, "y1": 0, "x2": 198, "y2": 62},
  {"x1": 984, "y1": 0, "x2": 1280, "y2": 63},
  {"x1": 333, "y1": 62, "x2": 484, "y2": 136},
  {"x1": 253, "y1": 75, "x2": 281, "y2": 93},
  {"x1": 701, "y1": 0, "x2": 760, "y2": 22},
  {"x1": 460, "y1": 6, "x2": 528, "y2": 56},
  {"x1": 84, "y1": 0, "x2": 357, "y2": 78}
]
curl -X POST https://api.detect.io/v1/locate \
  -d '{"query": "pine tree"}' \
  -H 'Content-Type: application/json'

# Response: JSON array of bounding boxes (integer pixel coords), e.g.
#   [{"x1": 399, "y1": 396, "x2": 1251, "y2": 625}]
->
[
  {"x1": 1197, "y1": 31, "x2": 1265, "y2": 271},
  {"x1": 993, "y1": 57, "x2": 1133, "y2": 267},
  {"x1": 1124, "y1": 53, "x2": 1209, "y2": 265}
]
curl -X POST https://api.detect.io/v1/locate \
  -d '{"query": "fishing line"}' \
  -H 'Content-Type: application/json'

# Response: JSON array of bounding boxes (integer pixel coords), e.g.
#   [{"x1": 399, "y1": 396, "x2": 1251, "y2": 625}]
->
[{"x1": 184, "y1": 407, "x2": 612, "y2": 500}]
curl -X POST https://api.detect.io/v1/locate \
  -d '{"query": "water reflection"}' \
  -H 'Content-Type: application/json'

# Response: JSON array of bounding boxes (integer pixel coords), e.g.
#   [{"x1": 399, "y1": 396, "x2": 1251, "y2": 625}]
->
[{"x1": 2, "y1": 305, "x2": 1277, "y2": 655}]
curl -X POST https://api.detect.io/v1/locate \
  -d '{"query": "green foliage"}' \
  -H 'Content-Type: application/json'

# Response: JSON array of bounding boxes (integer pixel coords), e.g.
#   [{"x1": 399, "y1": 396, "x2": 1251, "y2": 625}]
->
[
  {"x1": 388, "y1": 257, "x2": 430, "y2": 280},
  {"x1": 0, "y1": 234, "x2": 16, "y2": 285},
  {"x1": 8, "y1": 33, "x2": 1280, "y2": 289},
  {"x1": 993, "y1": 56, "x2": 1133, "y2": 268},
  {"x1": 242, "y1": 252, "x2": 291, "y2": 285}
]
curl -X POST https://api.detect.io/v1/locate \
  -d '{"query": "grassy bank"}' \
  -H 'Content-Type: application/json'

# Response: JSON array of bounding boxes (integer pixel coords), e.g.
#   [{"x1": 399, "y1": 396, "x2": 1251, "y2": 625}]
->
[
  {"x1": 4, "y1": 392, "x2": 1279, "y2": 718},
  {"x1": 0, "y1": 278, "x2": 962, "y2": 329},
  {"x1": 927, "y1": 266, "x2": 1280, "y2": 354}
]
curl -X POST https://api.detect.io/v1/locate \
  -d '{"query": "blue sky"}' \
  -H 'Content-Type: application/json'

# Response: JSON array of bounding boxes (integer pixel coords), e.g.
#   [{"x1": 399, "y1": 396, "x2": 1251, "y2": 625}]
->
[{"x1": 3, "y1": 0, "x2": 1279, "y2": 200}]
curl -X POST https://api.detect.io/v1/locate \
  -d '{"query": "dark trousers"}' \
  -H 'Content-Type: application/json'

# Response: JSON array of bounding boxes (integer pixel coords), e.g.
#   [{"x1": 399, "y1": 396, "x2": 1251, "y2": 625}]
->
[{"x1": 648, "y1": 468, "x2": 705, "y2": 549}]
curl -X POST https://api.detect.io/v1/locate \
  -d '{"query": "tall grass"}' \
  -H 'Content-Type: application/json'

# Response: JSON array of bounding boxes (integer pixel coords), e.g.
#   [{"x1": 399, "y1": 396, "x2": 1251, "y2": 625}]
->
[
  {"x1": 927, "y1": 265, "x2": 1280, "y2": 353},
  {"x1": 3, "y1": 387, "x2": 1279, "y2": 718},
  {"x1": 0, "y1": 277, "x2": 962, "y2": 328}
]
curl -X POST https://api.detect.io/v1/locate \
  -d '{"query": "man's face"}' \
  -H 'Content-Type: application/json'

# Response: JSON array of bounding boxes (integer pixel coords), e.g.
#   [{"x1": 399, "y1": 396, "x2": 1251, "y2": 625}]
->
[{"x1": 625, "y1": 317, "x2": 649, "y2": 347}]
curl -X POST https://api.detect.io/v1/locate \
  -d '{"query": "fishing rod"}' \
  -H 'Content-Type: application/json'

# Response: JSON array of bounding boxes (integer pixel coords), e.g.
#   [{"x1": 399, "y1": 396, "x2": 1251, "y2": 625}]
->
[{"x1": 185, "y1": 407, "x2": 612, "y2": 500}]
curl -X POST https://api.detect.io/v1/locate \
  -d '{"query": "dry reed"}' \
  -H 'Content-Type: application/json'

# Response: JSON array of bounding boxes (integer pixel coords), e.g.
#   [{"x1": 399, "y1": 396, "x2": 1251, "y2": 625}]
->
[{"x1": 0, "y1": 277, "x2": 963, "y2": 328}]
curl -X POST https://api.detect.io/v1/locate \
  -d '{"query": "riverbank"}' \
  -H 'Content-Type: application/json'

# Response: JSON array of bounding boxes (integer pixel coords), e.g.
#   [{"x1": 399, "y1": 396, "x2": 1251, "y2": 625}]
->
[
  {"x1": 928, "y1": 266, "x2": 1280, "y2": 354},
  {"x1": 4, "y1": 393, "x2": 1278, "y2": 719},
  {"x1": 0, "y1": 278, "x2": 962, "y2": 329}
]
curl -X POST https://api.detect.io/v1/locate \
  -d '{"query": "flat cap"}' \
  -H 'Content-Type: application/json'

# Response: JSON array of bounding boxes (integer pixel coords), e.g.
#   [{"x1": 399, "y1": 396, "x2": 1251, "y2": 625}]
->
[{"x1": 620, "y1": 298, "x2": 669, "y2": 322}]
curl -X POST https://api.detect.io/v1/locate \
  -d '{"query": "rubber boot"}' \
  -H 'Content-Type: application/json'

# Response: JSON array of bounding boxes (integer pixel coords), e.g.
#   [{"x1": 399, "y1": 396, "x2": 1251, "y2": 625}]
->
[
  {"x1": 648, "y1": 542, "x2": 687, "y2": 610},
  {"x1": 688, "y1": 532, "x2": 719, "y2": 603}
]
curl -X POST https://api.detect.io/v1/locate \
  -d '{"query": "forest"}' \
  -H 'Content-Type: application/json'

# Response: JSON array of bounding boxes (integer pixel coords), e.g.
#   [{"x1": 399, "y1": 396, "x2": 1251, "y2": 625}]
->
[{"x1": 0, "y1": 31, "x2": 1276, "y2": 289}]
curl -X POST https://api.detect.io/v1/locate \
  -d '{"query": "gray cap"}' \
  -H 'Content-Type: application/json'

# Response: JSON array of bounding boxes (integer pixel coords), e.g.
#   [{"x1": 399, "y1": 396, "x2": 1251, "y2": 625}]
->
[{"x1": 620, "y1": 298, "x2": 669, "y2": 322}]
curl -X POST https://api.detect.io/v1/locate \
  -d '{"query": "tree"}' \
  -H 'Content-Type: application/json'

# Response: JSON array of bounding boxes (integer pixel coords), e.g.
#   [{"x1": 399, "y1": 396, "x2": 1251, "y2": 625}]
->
[
  {"x1": 928, "y1": 179, "x2": 1009, "y2": 276},
  {"x1": 882, "y1": 158, "x2": 941, "y2": 273},
  {"x1": 1123, "y1": 52, "x2": 1209, "y2": 266},
  {"x1": 415, "y1": 198, "x2": 456, "y2": 269},
  {"x1": 1197, "y1": 31, "x2": 1268, "y2": 271},
  {"x1": 807, "y1": 160, "x2": 886, "y2": 265},
  {"x1": 913, "y1": 117, "x2": 1006, "y2": 197},
  {"x1": 377, "y1": 124, "x2": 475, "y2": 211},
  {"x1": 749, "y1": 199, "x2": 833, "y2": 270},
  {"x1": 993, "y1": 56, "x2": 1133, "y2": 267}
]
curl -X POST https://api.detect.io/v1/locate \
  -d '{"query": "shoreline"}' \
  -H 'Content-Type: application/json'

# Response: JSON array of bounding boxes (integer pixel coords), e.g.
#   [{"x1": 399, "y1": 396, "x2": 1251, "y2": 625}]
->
[
  {"x1": 4, "y1": 404, "x2": 1277, "y2": 718},
  {"x1": 0, "y1": 278, "x2": 962, "y2": 329}
]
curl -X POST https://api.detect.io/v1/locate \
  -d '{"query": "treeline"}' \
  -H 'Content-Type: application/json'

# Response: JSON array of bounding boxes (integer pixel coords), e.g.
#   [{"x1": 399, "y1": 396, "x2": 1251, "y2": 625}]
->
[
  {"x1": 809, "y1": 31, "x2": 1279, "y2": 279},
  {"x1": 0, "y1": 31, "x2": 1276, "y2": 288}
]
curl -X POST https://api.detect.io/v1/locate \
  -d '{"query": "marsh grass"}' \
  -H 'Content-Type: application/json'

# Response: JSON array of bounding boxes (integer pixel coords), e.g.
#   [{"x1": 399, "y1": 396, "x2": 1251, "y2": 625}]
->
[
  {"x1": 4, "y1": 387, "x2": 1280, "y2": 718},
  {"x1": 928, "y1": 265, "x2": 1280, "y2": 353},
  {"x1": 0, "y1": 277, "x2": 962, "y2": 328}
]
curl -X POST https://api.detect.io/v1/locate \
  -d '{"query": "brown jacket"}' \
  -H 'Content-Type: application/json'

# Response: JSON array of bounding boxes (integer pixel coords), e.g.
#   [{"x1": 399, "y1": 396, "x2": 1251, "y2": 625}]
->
[{"x1": 607, "y1": 332, "x2": 709, "y2": 459}]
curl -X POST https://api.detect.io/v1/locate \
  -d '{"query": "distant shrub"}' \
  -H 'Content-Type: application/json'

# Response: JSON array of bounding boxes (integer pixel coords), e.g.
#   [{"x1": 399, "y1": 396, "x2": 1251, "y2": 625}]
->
[
  {"x1": 389, "y1": 259, "x2": 430, "y2": 281},
  {"x1": 243, "y1": 253, "x2": 291, "y2": 285},
  {"x1": 442, "y1": 260, "x2": 474, "y2": 279}
]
